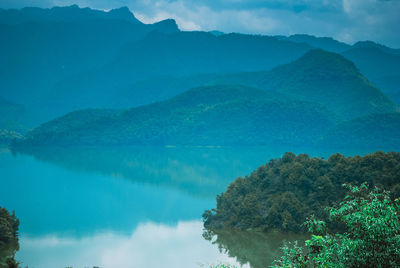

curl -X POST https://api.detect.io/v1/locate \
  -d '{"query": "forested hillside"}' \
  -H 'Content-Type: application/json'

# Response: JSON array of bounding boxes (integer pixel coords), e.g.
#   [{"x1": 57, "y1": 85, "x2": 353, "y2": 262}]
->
[
  {"x1": 203, "y1": 151, "x2": 400, "y2": 232},
  {"x1": 16, "y1": 85, "x2": 336, "y2": 146},
  {"x1": 1, "y1": 5, "x2": 400, "y2": 124},
  {"x1": 211, "y1": 50, "x2": 399, "y2": 120},
  {"x1": 0, "y1": 207, "x2": 19, "y2": 267}
]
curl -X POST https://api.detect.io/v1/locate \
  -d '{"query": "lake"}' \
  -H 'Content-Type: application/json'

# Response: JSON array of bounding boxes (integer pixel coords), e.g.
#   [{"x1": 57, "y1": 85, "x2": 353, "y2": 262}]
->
[{"x1": 0, "y1": 146, "x2": 361, "y2": 267}]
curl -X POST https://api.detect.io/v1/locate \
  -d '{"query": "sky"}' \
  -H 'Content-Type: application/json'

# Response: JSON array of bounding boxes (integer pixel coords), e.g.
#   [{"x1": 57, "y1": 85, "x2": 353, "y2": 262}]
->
[{"x1": 1, "y1": 0, "x2": 400, "y2": 48}]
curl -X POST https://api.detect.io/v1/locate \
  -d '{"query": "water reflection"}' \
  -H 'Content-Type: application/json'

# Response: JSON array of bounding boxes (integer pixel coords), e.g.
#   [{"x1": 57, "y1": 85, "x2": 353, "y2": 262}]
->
[
  {"x1": 17, "y1": 221, "x2": 243, "y2": 268},
  {"x1": 2, "y1": 146, "x2": 362, "y2": 267},
  {"x1": 13, "y1": 146, "x2": 278, "y2": 198},
  {"x1": 1, "y1": 150, "x2": 214, "y2": 236},
  {"x1": 204, "y1": 229, "x2": 307, "y2": 268}
]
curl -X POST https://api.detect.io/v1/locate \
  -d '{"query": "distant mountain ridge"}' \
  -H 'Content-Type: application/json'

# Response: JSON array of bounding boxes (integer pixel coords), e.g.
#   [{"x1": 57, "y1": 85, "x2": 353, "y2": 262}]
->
[
  {"x1": 0, "y1": 5, "x2": 142, "y2": 25},
  {"x1": 0, "y1": 5, "x2": 180, "y2": 123},
  {"x1": 0, "y1": 5, "x2": 399, "y2": 127},
  {"x1": 14, "y1": 46, "x2": 400, "y2": 150},
  {"x1": 167, "y1": 50, "x2": 398, "y2": 120}
]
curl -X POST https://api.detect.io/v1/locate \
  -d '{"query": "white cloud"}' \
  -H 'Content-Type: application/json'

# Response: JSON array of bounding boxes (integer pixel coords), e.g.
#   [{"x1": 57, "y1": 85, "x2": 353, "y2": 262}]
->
[
  {"x1": 2, "y1": 0, "x2": 400, "y2": 47},
  {"x1": 17, "y1": 220, "x2": 246, "y2": 268}
]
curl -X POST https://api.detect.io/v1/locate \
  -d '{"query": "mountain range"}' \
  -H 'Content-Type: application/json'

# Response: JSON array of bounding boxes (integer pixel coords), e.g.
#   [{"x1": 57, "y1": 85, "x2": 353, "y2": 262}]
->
[
  {"x1": 1, "y1": 5, "x2": 399, "y2": 151},
  {"x1": 15, "y1": 49, "x2": 400, "y2": 151},
  {"x1": 1, "y1": 5, "x2": 400, "y2": 126}
]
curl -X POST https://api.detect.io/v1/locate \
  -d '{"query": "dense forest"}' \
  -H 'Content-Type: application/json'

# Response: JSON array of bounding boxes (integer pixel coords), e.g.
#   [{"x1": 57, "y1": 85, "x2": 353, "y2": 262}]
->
[
  {"x1": 212, "y1": 49, "x2": 398, "y2": 120},
  {"x1": 11, "y1": 51, "x2": 400, "y2": 150},
  {"x1": 14, "y1": 85, "x2": 337, "y2": 147},
  {"x1": 272, "y1": 184, "x2": 400, "y2": 267},
  {"x1": 0, "y1": 207, "x2": 19, "y2": 267},
  {"x1": 203, "y1": 151, "x2": 400, "y2": 232}
]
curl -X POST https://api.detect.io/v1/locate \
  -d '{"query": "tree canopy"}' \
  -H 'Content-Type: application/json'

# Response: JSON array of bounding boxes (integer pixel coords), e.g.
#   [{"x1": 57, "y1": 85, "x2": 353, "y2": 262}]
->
[
  {"x1": 272, "y1": 184, "x2": 400, "y2": 267},
  {"x1": 0, "y1": 207, "x2": 19, "y2": 267},
  {"x1": 203, "y1": 151, "x2": 400, "y2": 232}
]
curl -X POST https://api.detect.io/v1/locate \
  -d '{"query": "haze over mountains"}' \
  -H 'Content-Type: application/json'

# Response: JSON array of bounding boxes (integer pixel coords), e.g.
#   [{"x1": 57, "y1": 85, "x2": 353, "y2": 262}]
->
[
  {"x1": 16, "y1": 49, "x2": 400, "y2": 150},
  {"x1": 1, "y1": 5, "x2": 400, "y2": 122},
  {"x1": 0, "y1": 5, "x2": 399, "y2": 151}
]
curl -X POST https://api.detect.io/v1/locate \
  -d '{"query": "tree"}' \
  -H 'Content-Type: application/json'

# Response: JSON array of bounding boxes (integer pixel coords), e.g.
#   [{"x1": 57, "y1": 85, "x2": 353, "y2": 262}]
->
[
  {"x1": 0, "y1": 207, "x2": 19, "y2": 268},
  {"x1": 272, "y1": 184, "x2": 400, "y2": 267}
]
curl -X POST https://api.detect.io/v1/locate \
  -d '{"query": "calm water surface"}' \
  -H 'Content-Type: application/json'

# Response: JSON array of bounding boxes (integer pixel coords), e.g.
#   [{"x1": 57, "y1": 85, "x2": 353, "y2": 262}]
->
[{"x1": 0, "y1": 146, "x2": 358, "y2": 267}]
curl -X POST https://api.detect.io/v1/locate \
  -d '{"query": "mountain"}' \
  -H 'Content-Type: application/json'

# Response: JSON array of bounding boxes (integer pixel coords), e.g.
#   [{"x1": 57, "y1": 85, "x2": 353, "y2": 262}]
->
[
  {"x1": 342, "y1": 47, "x2": 400, "y2": 104},
  {"x1": 106, "y1": 49, "x2": 399, "y2": 119},
  {"x1": 0, "y1": 5, "x2": 142, "y2": 24},
  {"x1": 353, "y1": 41, "x2": 400, "y2": 56},
  {"x1": 210, "y1": 50, "x2": 399, "y2": 120},
  {"x1": 276, "y1": 34, "x2": 351, "y2": 53},
  {"x1": 273, "y1": 36, "x2": 400, "y2": 104},
  {"x1": 319, "y1": 113, "x2": 400, "y2": 151},
  {"x1": 24, "y1": 30, "x2": 313, "y2": 122},
  {"x1": 15, "y1": 85, "x2": 337, "y2": 147},
  {"x1": 0, "y1": 5, "x2": 179, "y2": 123},
  {"x1": 109, "y1": 74, "x2": 220, "y2": 108},
  {"x1": 1, "y1": 5, "x2": 400, "y2": 126},
  {"x1": 261, "y1": 50, "x2": 399, "y2": 119}
]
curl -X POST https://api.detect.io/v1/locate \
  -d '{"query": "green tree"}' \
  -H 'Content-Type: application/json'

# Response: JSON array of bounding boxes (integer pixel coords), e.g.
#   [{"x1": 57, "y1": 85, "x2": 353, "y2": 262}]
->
[
  {"x1": 0, "y1": 207, "x2": 19, "y2": 268},
  {"x1": 272, "y1": 184, "x2": 400, "y2": 267}
]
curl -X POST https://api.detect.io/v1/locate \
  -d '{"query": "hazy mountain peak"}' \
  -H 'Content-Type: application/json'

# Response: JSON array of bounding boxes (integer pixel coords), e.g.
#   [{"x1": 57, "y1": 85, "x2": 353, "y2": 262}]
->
[
  {"x1": 108, "y1": 6, "x2": 141, "y2": 23},
  {"x1": 263, "y1": 49, "x2": 399, "y2": 120},
  {"x1": 276, "y1": 34, "x2": 351, "y2": 53},
  {"x1": 151, "y1": 18, "x2": 179, "y2": 33},
  {"x1": 295, "y1": 49, "x2": 359, "y2": 74},
  {"x1": 353, "y1": 40, "x2": 400, "y2": 55}
]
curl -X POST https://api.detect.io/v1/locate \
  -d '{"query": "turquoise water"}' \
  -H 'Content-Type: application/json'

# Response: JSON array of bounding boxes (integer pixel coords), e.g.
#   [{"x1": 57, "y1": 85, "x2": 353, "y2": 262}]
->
[
  {"x1": 0, "y1": 146, "x2": 364, "y2": 267},
  {"x1": 0, "y1": 147, "x2": 270, "y2": 267}
]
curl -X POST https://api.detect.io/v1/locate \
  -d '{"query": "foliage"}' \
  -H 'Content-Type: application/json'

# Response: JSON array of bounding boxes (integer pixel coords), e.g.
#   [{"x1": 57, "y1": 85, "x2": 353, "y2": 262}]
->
[
  {"x1": 16, "y1": 85, "x2": 336, "y2": 147},
  {"x1": 213, "y1": 49, "x2": 399, "y2": 120},
  {"x1": 272, "y1": 184, "x2": 400, "y2": 267},
  {"x1": 319, "y1": 113, "x2": 400, "y2": 151},
  {"x1": 0, "y1": 207, "x2": 19, "y2": 268},
  {"x1": 203, "y1": 151, "x2": 400, "y2": 232}
]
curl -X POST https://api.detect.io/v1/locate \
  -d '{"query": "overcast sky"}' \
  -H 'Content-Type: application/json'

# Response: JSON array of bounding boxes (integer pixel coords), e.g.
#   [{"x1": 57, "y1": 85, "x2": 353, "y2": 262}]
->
[{"x1": 1, "y1": 0, "x2": 400, "y2": 48}]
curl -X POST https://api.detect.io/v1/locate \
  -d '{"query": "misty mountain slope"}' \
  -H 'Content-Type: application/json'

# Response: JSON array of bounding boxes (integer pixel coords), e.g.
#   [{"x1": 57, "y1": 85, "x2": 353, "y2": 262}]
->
[
  {"x1": 207, "y1": 50, "x2": 399, "y2": 120},
  {"x1": 108, "y1": 50, "x2": 399, "y2": 120},
  {"x1": 1, "y1": 5, "x2": 400, "y2": 126},
  {"x1": 276, "y1": 34, "x2": 351, "y2": 53},
  {"x1": 52, "y1": 30, "x2": 312, "y2": 96},
  {"x1": 352, "y1": 41, "x2": 400, "y2": 56},
  {"x1": 36, "y1": 30, "x2": 312, "y2": 120},
  {"x1": 0, "y1": 5, "x2": 142, "y2": 24},
  {"x1": 17, "y1": 85, "x2": 337, "y2": 147},
  {"x1": 262, "y1": 50, "x2": 399, "y2": 119},
  {"x1": 341, "y1": 46, "x2": 400, "y2": 104},
  {"x1": 319, "y1": 113, "x2": 400, "y2": 151},
  {"x1": 272, "y1": 37, "x2": 400, "y2": 104},
  {"x1": 109, "y1": 74, "x2": 222, "y2": 108},
  {"x1": 0, "y1": 5, "x2": 179, "y2": 120}
]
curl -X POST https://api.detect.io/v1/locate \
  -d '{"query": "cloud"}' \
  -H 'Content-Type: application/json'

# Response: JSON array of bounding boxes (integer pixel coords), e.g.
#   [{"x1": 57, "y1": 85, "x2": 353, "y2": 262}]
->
[
  {"x1": 1, "y1": 0, "x2": 399, "y2": 47},
  {"x1": 119, "y1": 0, "x2": 400, "y2": 47},
  {"x1": 17, "y1": 220, "x2": 244, "y2": 268}
]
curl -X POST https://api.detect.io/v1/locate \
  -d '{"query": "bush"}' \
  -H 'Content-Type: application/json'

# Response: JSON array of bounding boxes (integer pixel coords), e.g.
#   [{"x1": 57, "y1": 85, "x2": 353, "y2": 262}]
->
[{"x1": 272, "y1": 184, "x2": 400, "y2": 267}]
